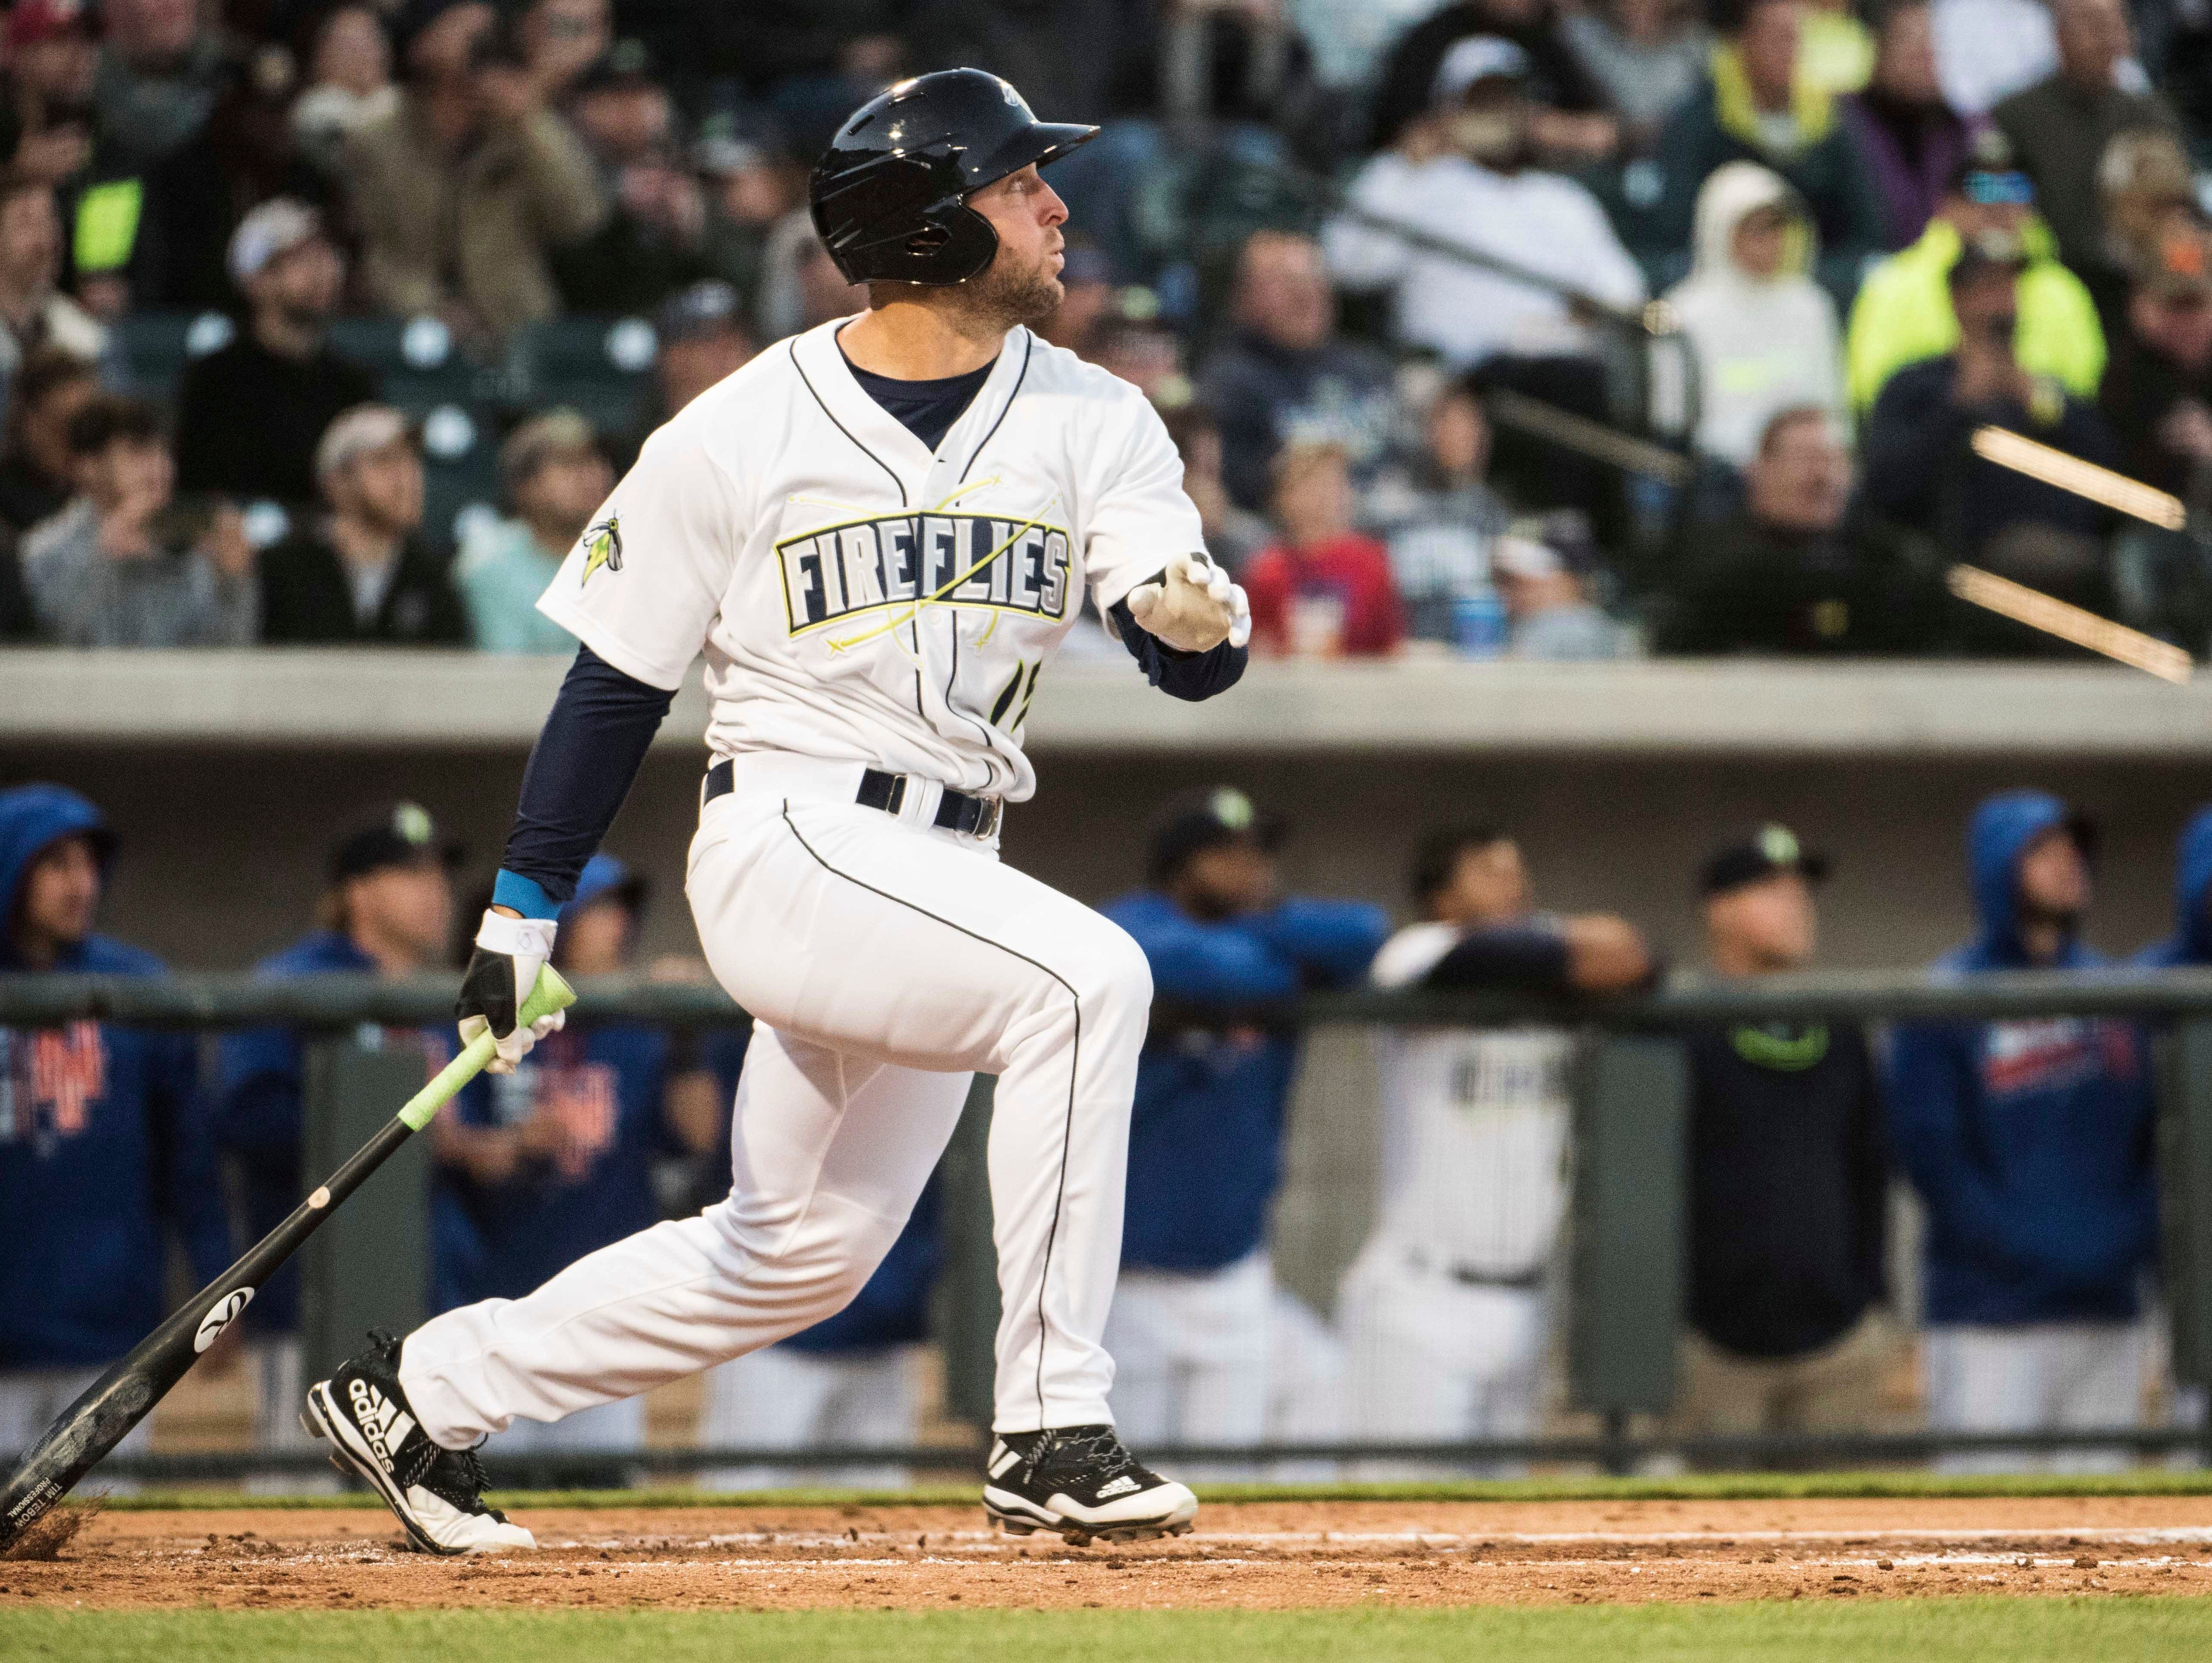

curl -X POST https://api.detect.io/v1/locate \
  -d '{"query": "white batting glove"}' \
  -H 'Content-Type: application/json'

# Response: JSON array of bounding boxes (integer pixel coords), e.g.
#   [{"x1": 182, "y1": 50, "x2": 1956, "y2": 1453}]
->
[
  {"x1": 1126, "y1": 551, "x2": 1251, "y2": 654},
  {"x1": 457, "y1": 910, "x2": 565, "y2": 1074}
]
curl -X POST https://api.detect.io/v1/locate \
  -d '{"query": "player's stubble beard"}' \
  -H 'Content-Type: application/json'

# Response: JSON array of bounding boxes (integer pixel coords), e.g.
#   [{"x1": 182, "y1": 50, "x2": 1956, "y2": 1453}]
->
[{"x1": 957, "y1": 244, "x2": 1064, "y2": 336}]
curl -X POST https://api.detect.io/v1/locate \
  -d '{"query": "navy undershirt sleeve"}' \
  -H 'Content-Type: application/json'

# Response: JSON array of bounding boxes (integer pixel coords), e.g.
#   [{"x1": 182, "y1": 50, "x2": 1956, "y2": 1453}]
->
[
  {"x1": 499, "y1": 645, "x2": 674, "y2": 910},
  {"x1": 1108, "y1": 593, "x2": 1248, "y2": 702},
  {"x1": 1422, "y1": 925, "x2": 1575, "y2": 992}
]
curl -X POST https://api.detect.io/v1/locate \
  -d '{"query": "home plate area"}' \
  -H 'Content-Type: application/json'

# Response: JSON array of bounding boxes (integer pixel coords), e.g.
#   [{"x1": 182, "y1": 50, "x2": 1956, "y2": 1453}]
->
[{"x1": 7, "y1": 1497, "x2": 2212, "y2": 1611}]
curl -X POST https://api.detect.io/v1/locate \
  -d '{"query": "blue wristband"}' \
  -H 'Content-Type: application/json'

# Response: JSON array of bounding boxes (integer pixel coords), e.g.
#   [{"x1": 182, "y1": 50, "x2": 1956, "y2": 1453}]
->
[{"x1": 492, "y1": 869, "x2": 562, "y2": 920}]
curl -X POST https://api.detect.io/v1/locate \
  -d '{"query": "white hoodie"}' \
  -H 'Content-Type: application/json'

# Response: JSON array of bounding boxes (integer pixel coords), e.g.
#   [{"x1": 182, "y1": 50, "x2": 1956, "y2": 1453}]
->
[{"x1": 1653, "y1": 161, "x2": 1845, "y2": 469}]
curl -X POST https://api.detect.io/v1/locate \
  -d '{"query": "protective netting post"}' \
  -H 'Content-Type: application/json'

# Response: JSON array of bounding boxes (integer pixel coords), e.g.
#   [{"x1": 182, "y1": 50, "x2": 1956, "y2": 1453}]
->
[
  {"x1": 2160, "y1": 1021, "x2": 2212, "y2": 1404},
  {"x1": 936, "y1": 1073, "x2": 1001, "y2": 1431}
]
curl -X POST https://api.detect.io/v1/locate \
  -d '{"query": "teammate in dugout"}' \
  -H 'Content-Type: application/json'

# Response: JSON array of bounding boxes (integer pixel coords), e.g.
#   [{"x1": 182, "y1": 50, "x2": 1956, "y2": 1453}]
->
[
  {"x1": 1340, "y1": 824, "x2": 1651, "y2": 1468},
  {"x1": 432, "y1": 855, "x2": 720, "y2": 1460},
  {"x1": 1099, "y1": 788, "x2": 1388, "y2": 1455},
  {"x1": 302, "y1": 67, "x2": 1254, "y2": 1553},
  {"x1": 215, "y1": 804, "x2": 462, "y2": 1457},
  {"x1": 0, "y1": 785, "x2": 233, "y2": 1464}
]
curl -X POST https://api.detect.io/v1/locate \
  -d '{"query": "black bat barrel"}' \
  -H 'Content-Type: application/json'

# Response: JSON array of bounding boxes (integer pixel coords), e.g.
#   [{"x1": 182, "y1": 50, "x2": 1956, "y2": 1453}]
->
[{"x1": 0, "y1": 1116, "x2": 415, "y2": 1550}]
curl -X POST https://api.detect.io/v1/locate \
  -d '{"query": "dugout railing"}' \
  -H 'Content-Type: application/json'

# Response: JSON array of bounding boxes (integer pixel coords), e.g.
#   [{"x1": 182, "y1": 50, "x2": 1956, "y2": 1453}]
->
[{"x1": 6, "y1": 967, "x2": 2212, "y2": 1484}]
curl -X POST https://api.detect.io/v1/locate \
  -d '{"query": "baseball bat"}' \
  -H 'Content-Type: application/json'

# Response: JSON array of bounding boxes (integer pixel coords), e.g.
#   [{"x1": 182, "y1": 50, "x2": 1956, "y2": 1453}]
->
[{"x1": 0, "y1": 968, "x2": 577, "y2": 1552}]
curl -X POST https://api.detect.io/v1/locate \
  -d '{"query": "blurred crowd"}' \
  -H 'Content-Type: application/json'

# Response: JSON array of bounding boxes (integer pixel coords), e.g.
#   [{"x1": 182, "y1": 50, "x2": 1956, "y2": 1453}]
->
[
  {"x1": 3, "y1": 773, "x2": 2206, "y2": 1472},
  {"x1": 0, "y1": 0, "x2": 2211, "y2": 655}
]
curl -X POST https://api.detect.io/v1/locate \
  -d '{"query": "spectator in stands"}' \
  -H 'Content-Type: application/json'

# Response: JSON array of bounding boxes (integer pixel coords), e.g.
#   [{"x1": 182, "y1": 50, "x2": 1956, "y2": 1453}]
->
[
  {"x1": 1992, "y1": 0, "x2": 2181, "y2": 290},
  {"x1": 552, "y1": 40, "x2": 710, "y2": 315},
  {"x1": 1845, "y1": 137, "x2": 2105, "y2": 415},
  {"x1": 4, "y1": 0, "x2": 101, "y2": 190},
  {"x1": 1200, "y1": 230, "x2": 1397, "y2": 516},
  {"x1": 516, "y1": 0, "x2": 610, "y2": 107},
  {"x1": 1675, "y1": 826, "x2": 1892, "y2": 1445},
  {"x1": 1891, "y1": 792, "x2": 2157, "y2": 1471},
  {"x1": 0, "y1": 177, "x2": 111, "y2": 424},
  {"x1": 1361, "y1": 373, "x2": 1514, "y2": 645},
  {"x1": 1328, "y1": 38, "x2": 1646, "y2": 372},
  {"x1": 1159, "y1": 400, "x2": 1270, "y2": 575},
  {"x1": 458, "y1": 408, "x2": 611, "y2": 653},
  {"x1": 1858, "y1": 249, "x2": 2121, "y2": 633},
  {"x1": 1799, "y1": 0, "x2": 1875, "y2": 94},
  {"x1": 1657, "y1": 162, "x2": 1845, "y2": 471},
  {"x1": 22, "y1": 394, "x2": 255, "y2": 647},
  {"x1": 0, "y1": 784, "x2": 233, "y2": 1464},
  {"x1": 1492, "y1": 512, "x2": 1629, "y2": 659},
  {"x1": 216, "y1": 803, "x2": 461, "y2": 1458},
  {"x1": 1370, "y1": 0, "x2": 1618, "y2": 162},
  {"x1": 1838, "y1": 0, "x2": 1969, "y2": 253},
  {"x1": 1037, "y1": 240, "x2": 1118, "y2": 357},
  {"x1": 650, "y1": 279, "x2": 757, "y2": 425},
  {"x1": 1930, "y1": 0, "x2": 2057, "y2": 118},
  {"x1": 2139, "y1": 805, "x2": 2212, "y2": 974},
  {"x1": 756, "y1": 218, "x2": 865, "y2": 342},
  {"x1": 905, "y1": 0, "x2": 1154, "y2": 128},
  {"x1": 699, "y1": 1191, "x2": 942, "y2": 1490},
  {"x1": 1341, "y1": 822, "x2": 1649, "y2": 1468},
  {"x1": 91, "y1": 0, "x2": 231, "y2": 171},
  {"x1": 1242, "y1": 441, "x2": 1406, "y2": 656},
  {"x1": 258, "y1": 404, "x2": 467, "y2": 646},
  {"x1": 1648, "y1": 0, "x2": 1887, "y2": 306},
  {"x1": 344, "y1": 0, "x2": 606, "y2": 345},
  {"x1": 434, "y1": 856, "x2": 709, "y2": 1460},
  {"x1": 174, "y1": 202, "x2": 379, "y2": 511},
  {"x1": 1664, "y1": 405, "x2": 1934, "y2": 653},
  {"x1": 289, "y1": 4, "x2": 399, "y2": 180},
  {"x1": 692, "y1": 119, "x2": 799, "y2": 312},
  {"x1": 1080, "y1": 313, "x2": 1188, "y2": 405},
  {"x1": 0, "y1": 346, "x2": 95, "y2": 535},
  {"x1": 1101, "y1": 787, "x2": 1388, "y2": 1455},
  {"x1": 2091, "y1": 127, "x2": 2200, "y2": 313},
  {"x1": 1562, "y1": 0, "x2": 1713, "y2": 154}
]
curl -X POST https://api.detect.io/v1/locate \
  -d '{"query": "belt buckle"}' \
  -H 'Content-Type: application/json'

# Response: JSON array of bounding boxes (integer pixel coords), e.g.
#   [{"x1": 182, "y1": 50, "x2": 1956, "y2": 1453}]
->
[{"x1": 976, "y1": 796, "x2": 1003, "y2": 841}]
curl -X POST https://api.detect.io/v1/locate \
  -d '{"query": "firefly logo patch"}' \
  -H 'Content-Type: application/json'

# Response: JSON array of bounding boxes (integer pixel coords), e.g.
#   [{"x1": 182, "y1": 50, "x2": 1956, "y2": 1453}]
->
[{"x1": 581, "y1": 516, "x2": 623, "y2": 585}]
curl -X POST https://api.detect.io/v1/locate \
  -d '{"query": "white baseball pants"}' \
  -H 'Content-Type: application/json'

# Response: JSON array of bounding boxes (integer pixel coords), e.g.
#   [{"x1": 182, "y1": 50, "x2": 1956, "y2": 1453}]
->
[
  {"x1": 1924, "y1": 1320, "x2": 2148, "y2": 1473},
  {"x1": 400, "y1": 753, "x2": 1151, "y2": 1446}
]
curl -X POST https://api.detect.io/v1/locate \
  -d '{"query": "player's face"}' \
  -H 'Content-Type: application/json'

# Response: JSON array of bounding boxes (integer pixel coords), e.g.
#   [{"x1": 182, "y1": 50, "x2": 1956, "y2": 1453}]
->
[
  {"x1": 557, "y1": 896, "x2": 633, "y2": 975},
  {"x1": 964, "y1": 164, "x2": 1069, "y2": 330},
  {"x1": 15, "y1": 834, "x2": 100, "y2": 956},
  {"x1": 1436, "y1": 839, "x2": 1530, "y2": 926},
  {"x1": 2016, "y1": 827, "x2": 2090, "y2": 922},
  {"x1": 1704, "y1": 871, "x2": 1816, "y2": 971}
]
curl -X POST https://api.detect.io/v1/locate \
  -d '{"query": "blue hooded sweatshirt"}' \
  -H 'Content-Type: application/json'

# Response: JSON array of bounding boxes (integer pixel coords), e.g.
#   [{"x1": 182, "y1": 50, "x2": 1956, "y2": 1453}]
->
[
  {"x1": 0, "y1": 785, "x2": 232, "y2": 1369},
  {"x1": 1103, "y1": 891, "x2": 1390, "y2": 1272},
  {"x1": 2136, "y1": 806, "x2": 2212, "y2": 969},
  {"x1": 1888, "y1": 790, "x2": 2157, "y2": 1327}
]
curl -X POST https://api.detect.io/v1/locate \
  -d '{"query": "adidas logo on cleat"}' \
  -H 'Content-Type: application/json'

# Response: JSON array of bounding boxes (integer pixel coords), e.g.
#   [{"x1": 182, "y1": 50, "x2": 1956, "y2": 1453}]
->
[
  {"x1": 347, "y1": 1378, "x2": 416, "y2": 1476},
  {"x1": 1096, "y1": 1476, "x2": 1140, "y2": 1498}
]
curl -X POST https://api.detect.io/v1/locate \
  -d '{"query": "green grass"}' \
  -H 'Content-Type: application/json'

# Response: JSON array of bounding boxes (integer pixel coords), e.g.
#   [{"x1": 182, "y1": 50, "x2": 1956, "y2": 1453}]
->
[
  {"x1": 90, "y1": 1467, "x2": 2212, "y2": 1513},
  {"x1": 5, "y1": 1600, "x2": 2212, "y2": 1662}
]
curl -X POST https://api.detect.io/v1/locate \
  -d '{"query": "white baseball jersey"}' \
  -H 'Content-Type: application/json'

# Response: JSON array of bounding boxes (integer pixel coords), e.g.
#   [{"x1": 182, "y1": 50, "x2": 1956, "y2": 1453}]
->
[
  {"x1": 535, "y1": 317, "x2": 1205, "y2": 800},
  {"x1": 1367, "y1": 922, "x2": 1573, "y2": 1276}
]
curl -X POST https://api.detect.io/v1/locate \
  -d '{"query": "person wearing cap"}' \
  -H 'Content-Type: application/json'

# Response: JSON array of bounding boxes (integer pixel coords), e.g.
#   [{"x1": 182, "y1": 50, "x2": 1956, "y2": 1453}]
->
[
  {"x1": 4, "y1": 0, "x2": 102, "y2": 191},
  {"x1": 649, "y1": 280, "x2": 758, "y2": 431},
  {"x1": 1490, "y1": 510, "x2": 1631, "y2": 660},
  {"x1": 1367, "y1": 0, "x2": 1619, "y2": 165},
  {"x1": 428, "y1": 855, "x2": 713, "y2": 1462},
  {"x1": 1197, "y1": 230, "x2": 1397, "y2": 517},
  {"x1": 0, "y1": 783, "x2": 233, "y2": 1468},
  {"x1": 1992, "y1": 0, "x2": 2182, "y2": 293},
  {"x1": 1857, "y1": 245, "x2": 2123, "y2": 633},
  {"x1": 21, "y1": 391, "x2": 257, "y2": 648},
  {"x1": 1327, "y1": 34, "x2": 1646, "y2": 374},
  {"x1": 1890, "y1": 792, "x2": 2158, "y2": 1470},
  {"x1": 1674, "y1": 825, "x2": 1894, "y2": 1448},
  {"x1": 1096, "y1": 789, "x2": 1388, "y2": 1457},
  {"x1": 1845, "y1": 131, "x2": 2105, "y2": 415},
  {"x1": 173, "y1": 200, "x2": 379, "y2": 510},
  {"x1": 257, "y1": 404, "x2": 468, "y2": 645},
  {"x1": 341, "y1": 0, "x2": 606, "y2": 344},
  {"x1": 455, "y1": 407, "x2": 612, "y2": 653},
  {"x1": 1340, "y1": 822, "x2": 1649, "y2": 1471},
  {"x1": 214, "y1": 802, "x2": 464, "y2": 1454},
  {"x1": 1645, "y1": 0, "x2": 1887, "y2": 309}
]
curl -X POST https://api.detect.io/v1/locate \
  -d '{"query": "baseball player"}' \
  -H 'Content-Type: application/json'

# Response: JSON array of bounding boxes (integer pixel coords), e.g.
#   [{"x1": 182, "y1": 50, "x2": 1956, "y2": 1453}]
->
[
  {"x1": 302, "y1": 67, "x2": 1251, "y2": 1553},
  {"x1": 1340, "y1": 824, "x2": 1649, "y2": 1468}
]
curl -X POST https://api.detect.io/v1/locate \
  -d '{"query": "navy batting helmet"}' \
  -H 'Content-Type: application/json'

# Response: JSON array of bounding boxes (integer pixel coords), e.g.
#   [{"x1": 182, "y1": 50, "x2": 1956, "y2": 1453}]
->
[{"x1": 809, "y1": 69, "x2": 1097, "y2": 287}]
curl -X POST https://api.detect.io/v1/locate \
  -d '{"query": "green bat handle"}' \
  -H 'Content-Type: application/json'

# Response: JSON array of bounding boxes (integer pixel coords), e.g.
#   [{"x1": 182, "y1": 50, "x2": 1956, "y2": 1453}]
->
[{"x1": 396, "y1": 966, "x2": 579, "y2": 1131}]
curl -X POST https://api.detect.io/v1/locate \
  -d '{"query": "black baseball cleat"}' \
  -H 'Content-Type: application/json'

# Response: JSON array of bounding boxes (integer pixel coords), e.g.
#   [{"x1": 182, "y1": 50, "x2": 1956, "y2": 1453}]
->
[
  {"x1": 302, "y1": 1329, "x2": 535, "y2": 1556},
  {"x1": 982, "y1": 1425, "x2": 1199, "y2": 1546}
]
